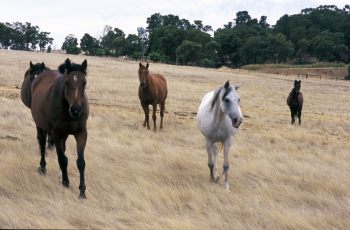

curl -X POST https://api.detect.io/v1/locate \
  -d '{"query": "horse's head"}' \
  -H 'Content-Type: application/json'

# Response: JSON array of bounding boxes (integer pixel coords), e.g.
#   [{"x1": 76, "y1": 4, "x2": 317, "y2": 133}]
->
[
  {"x1": 294, "y1": 80, "x2": 301, "y2": 93},
  {"x1": 138, "y1": 62, "x2": 149, "y2": 89},
  {"x1": 26, "y1": 61, "x2": 46, "y2": 81},
  {"x1": 219, "y1": 81, "x2": 243, "y2": 129},
  {"x1": 60, "y1": 58, "x2": 87, "y2": 119}
]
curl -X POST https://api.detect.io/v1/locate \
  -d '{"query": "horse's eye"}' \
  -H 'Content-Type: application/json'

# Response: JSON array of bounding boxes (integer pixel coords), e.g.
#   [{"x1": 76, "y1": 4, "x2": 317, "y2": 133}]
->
[
  {"x1": 238, "y1": 98, "x2": 241, "y2": 103},
  {"x1": 224, "y1": 98, "x2": 230, "y2": 103}
]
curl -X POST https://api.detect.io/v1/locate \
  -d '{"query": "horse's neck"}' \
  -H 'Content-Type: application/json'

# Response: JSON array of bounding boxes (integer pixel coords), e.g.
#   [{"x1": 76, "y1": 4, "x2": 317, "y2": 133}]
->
[{"x1": 211, "y1": 97, "x2": 225, "y2": 121}]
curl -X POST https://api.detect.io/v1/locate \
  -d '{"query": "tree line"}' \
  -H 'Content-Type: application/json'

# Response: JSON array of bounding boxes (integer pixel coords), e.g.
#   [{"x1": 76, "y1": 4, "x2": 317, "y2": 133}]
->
[
  {"x1": 1, "y1": 5, "x2": 349, "y2": 67},
  {"x1": 0, "y1": 22, "x2": 53, "y2": 52}
]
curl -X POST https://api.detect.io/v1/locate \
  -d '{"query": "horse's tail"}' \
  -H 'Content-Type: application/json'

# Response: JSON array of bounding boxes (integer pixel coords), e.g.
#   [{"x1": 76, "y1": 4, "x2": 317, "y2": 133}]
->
[{"x1": 20, "y1": 75, "x2": 32, "y2": 108}]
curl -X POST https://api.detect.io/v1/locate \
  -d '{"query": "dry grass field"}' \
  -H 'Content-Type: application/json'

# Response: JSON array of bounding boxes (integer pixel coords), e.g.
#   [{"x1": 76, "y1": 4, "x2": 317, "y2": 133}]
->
[{"x1": 0, "y1": 49, "x2": 349, "y2": 229}]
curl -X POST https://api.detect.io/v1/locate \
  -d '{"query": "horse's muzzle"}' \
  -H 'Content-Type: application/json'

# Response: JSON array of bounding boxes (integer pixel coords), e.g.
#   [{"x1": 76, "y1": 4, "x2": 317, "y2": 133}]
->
[
  {"x1": 140, "y1": 81, "x2": 146, "y2": 88},
  {"x1": 69, "y1": 106, "x2": 82, "y2": 119},
  {"x1": 232, "y1": 117, "x2": 242, "y2": 129}
]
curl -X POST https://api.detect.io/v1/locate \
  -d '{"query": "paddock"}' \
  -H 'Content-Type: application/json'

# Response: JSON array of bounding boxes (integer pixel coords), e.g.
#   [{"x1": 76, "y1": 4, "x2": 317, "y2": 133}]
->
[{"x1": 0, "y1": 49, "x2": 349, "y2": 229}]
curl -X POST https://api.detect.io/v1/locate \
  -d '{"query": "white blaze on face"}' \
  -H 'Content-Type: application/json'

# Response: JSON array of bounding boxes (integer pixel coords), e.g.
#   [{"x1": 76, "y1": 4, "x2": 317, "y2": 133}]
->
[{"x1": 74, "y1": 75, "x2": 78, "y2": 99}]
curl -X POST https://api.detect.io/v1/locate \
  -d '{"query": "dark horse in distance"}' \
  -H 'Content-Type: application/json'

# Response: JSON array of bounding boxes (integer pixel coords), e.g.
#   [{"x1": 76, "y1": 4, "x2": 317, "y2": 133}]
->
[
  {"x1": 138, "y1": 62, "x2": 168, "y2": 131},
  {"x1": 287, "y1": 80, "x2": 303, "y2": 125},
  {"x1": 30, "y1": 58, "x2": 89, "y2": 198},
  {"x1": 20, "y1": 61, "x2": 54, "y2": 149}
]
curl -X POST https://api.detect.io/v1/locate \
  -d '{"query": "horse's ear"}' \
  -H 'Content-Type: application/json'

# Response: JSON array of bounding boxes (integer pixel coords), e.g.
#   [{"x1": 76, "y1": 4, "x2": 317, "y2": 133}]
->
[
  {"x1": 146, "y1": 62, "x2": 149, "y2": 69},
  {"x1": 294, "y1": 80, "x2": 297, "y2": 83},
  {"x1": 139, "y1": 62, "x2": 143, "y2": 68},
  {"x1": 65, "y1": 58, "x2": 71, "y2": 71},
  {"x1": 30, "y1": 61, "x2": 34, "y2": 69},
  {"x1": 235, "y1": 82, "x2": 244, "y2": 90},
  {"x1": 81, "y1": 59, "x2": 87, "y2": 72},
  {"x1": 41, "y1": 62, "x2": 45, "y2": 69},
  {"x1": 58, "y1": 64, "x2": 65, "y2": 74},
  {"x1": 298, "y1": 80, "x2": 301, "y2": 83},
  {"x1": 224, "y1": 80, "x2": 230, "y2": 89}
]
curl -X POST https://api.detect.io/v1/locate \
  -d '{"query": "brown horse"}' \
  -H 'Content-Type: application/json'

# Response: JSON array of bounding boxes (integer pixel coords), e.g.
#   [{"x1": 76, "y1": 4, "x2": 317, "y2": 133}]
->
[
  {"x1": 287, "y1": 80, "x2": 303, "y2": 125},
  {"x1": 30, "y1": 58, "x2": 89, "y2": 198},
  {"x1": 21, "y1": 61, "x2": 48, "y2": 108},
  {"x1": 138, "y1": 62, "x2": 167, "y2": 131}
]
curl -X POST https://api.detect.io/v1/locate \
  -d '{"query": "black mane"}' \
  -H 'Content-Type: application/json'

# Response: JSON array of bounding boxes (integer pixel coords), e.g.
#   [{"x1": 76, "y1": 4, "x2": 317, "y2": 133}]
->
[{"x1": 58, "y1": 59, "x2": 87, "y2": 75}]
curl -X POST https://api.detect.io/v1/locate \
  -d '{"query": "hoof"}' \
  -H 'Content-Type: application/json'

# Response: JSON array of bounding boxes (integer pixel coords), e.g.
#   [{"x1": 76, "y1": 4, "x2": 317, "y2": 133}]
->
[
  {"x1": 79, "y1": 192, "x2": 86, "y2": 199},
  {"x1": 62, "y1": 181, "x2": 69, "y2": 187},
  {"x1": 210, "y1": 176, "x2": 220, "y2": 183},
  {"x1": 38, "y1": 166, "x2": 46, "y2": 175}
]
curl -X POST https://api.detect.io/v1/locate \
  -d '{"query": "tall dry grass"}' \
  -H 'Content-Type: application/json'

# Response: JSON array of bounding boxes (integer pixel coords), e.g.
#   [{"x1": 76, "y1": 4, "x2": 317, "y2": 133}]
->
[{"x1": 0, "y1": 49, "x2": 349, "y2": 229}]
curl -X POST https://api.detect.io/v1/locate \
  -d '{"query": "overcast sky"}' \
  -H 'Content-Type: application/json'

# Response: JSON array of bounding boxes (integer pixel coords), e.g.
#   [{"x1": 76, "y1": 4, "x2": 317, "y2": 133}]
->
[{"x1": 1, "y1": 0, "x2": 348, "y2": 48}]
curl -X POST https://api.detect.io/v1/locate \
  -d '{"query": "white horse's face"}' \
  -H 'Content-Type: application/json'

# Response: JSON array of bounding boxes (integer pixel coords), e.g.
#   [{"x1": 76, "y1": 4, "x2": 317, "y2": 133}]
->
[{"x1": 219, "y1": 82, "x2": 243, "y2": 128}]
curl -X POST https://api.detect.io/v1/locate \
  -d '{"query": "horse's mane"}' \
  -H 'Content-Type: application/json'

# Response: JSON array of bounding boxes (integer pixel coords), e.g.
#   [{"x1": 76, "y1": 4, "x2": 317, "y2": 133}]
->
[
  {"x1": 210, "y1": 87, "x2": 223, "y2": 111},
  {"x1": 210, "y1": 84, "x2": 233, "y2": 111},
  {"x1": 58, "y1": 62, "x2": 87, "y2": 75}
]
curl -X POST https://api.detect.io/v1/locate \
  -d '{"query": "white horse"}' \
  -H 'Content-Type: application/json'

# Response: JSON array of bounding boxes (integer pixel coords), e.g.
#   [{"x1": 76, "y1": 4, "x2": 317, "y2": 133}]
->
[{"x1": 197, "y1": 81, "x2": 243, "y2": 190}]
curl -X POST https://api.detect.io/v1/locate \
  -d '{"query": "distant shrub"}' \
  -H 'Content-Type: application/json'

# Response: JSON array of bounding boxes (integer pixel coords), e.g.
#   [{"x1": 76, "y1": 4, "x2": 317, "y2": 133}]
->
[
  {"x1": 346, "y1": 66, "x2": 350, "y2": 80},
  {"x1": 96, "y1": 49, "x2": 106, "y2": 57},
  {"x1": 149, "y1": 52, "x2": 162, "y2": 62}
]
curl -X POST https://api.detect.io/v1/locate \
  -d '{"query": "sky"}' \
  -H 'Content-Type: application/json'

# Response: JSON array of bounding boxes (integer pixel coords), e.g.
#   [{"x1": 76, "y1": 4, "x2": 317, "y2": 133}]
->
[{"x1": 1, "y1": 0, "x2": 348, "y2": 49}]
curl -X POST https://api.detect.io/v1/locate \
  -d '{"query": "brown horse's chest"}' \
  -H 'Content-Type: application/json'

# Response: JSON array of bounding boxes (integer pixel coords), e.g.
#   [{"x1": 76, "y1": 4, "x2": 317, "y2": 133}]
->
[{"x1": 139, "y1": 88, "x2": 157, "y2": 105}]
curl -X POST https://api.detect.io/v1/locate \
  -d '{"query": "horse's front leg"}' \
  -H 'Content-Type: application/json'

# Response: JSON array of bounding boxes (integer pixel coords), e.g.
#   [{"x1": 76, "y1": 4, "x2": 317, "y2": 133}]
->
[
  {"x1": 223, "y1": 138, "x2": 232, "y2": 191},
  {"x1": 206, "y1": 139, "x2": 219, "y2": 183},
  {"x1": 290, "y1": 110, "x2": 295, "y2": 125},
  {"x1": 298, "y1": 109, "x2": 302, "y2": 126},
  {"x1": 74, "y1": 130, "x2": 87, "y2": 198},
  {"x1": 142, "y1": 103, "x2": 150, "y2": 129},
  {"x1": 152, "y1": 103, "x2": 157, "y2": 131},
  {"x1": 53, "y1": 134, "x2": 69, "y2": 187}
]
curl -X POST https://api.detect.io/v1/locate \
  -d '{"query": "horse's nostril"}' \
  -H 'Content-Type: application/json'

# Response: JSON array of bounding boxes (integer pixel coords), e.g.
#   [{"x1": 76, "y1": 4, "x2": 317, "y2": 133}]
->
[{"x1": 233, "y1": 118, "x2": 238, "y2": 123}]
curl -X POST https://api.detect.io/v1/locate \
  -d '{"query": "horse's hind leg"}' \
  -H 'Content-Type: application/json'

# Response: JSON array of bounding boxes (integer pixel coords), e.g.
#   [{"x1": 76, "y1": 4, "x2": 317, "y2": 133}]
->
[
  {"x1": 142, "y1": 104, "x2": 150, "y2": 129},
  {"x1": 54, "y1": 135, "x2": 69, "y2": 187},
  {"x1": 160, "y1": 101, "x2": 165, "y2": 129},
  {"x1": 152, "y1": 103, "x2": 157, "y2": 131},
  {"x1": 47, "y1": 134, "x2": 54, "y2": 150},
  {"x1": 36, "y1": 127, "x2": 47, "y2": 175},
  {"x1": 206, "y1": 140, "x2": 219, "y2": 183}
]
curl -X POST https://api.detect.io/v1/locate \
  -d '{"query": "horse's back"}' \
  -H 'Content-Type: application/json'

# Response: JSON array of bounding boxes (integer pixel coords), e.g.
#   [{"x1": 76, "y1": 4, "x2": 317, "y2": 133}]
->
[{"x1": 31, "y1": 70, "x2": 61, "y2": 130}]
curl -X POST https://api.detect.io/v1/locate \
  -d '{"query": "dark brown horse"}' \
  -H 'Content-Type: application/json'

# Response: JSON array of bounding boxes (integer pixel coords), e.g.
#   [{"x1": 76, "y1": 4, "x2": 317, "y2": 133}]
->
[
  {"x1": 138, "y1": 62, "x2": 167, "y2": 131},
  {"x1": 21, "y1": 61, "x2": 48, "y2": 108},
  {"x1": 287, "y1": 80, "x2": 303, "y2": 125},
  {"x1": 31, "y1": 58, "x2": 89, "y2": 198}
]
